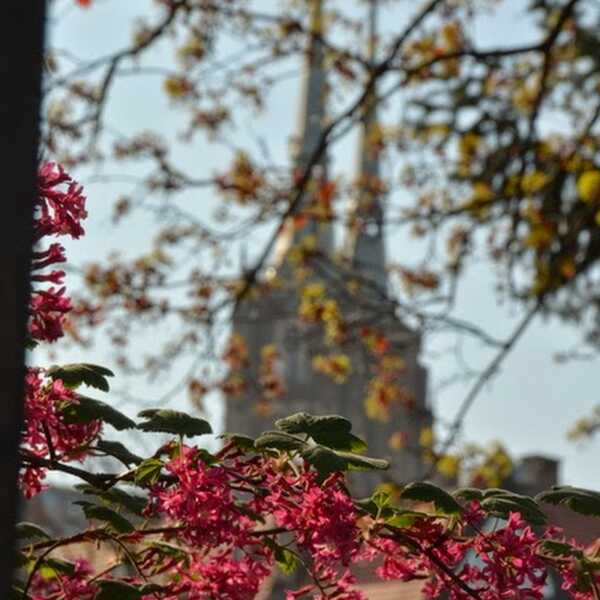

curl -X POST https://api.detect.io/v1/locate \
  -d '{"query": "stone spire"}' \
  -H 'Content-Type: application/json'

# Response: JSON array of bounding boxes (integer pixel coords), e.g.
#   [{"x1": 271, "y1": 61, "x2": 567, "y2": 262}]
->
[
  {"x1": 273, "y1": 0, "x2": 332, "y2": 267},
  {"x1": 345, "y1": 0, "x2": 386, "y2": 290}
]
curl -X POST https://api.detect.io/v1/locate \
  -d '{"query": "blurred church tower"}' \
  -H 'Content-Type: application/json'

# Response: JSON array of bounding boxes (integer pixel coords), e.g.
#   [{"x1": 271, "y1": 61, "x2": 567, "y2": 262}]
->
[{"x1": 225, "y1": 0, "x2": 432, "y2": 498}]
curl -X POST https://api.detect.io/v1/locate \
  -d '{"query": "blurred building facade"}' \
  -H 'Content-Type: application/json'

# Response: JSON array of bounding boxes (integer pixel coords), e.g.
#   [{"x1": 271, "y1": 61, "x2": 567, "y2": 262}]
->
[{"x1": 225, "y1": 0, "x2": 432, "y2": 499}]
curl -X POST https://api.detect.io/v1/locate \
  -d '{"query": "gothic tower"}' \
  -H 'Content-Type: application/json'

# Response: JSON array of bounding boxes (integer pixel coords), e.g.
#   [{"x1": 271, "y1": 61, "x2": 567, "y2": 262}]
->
[{"x1": 225, "y1": 0, "x2": 432, "y2": 498}]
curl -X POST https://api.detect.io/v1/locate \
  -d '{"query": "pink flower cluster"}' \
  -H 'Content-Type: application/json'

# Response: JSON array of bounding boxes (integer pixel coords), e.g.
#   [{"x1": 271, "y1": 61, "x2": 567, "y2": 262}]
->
[
  {"x1": 144, "y1": 445, "x2": 366, "y2": 599},
  {"x1": 21, "y1": 369, "x2": 101, "y2": 497},
  {"x1": 147, "y1": 445, "x2": 259, "y2": 548},
  {"x1": 261, "y1": 469, "x2": 362, "y2": 598},
  {"x1": 144, "y1": 446, "x2": 274, "y2": 599},
  {"x1": 30, "y1": 162, "x2": 87, "y2": 342},
  {"x1": 20, "y1": 163, "x2": 98, "y2": 498},
  {"x1": 369, "y1": 502, "x2": 600, "y2": 600}
]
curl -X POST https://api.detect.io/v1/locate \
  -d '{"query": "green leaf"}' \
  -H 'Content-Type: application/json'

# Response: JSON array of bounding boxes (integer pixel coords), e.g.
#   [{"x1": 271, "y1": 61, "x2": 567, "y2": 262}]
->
[
  {"x1": 62, "y1": 396, "x2": 135, "y2": 431},
  {"x1": 275, "y1": 412, "x2": 368, "y2": 453},
  {"x1": 480, "y1": 489, "x2": 547, "y2": 525},
  {"x1": 139, "y1": 583, "x2": 164, "y2": 595},
  {"x1": 385, "y1": 510, "x2": 426, "y2": 528},
  {"x1": 95, "y1": 439, "x2": 143, "y2": 465},
  {"x1": 96, "y1": 580, "x2": 142, "y2": 600},
  {"x1": 75, "y1": 501, "x2": 135, "y2": 533},
  {"x1": 254, "y1": 431, "x2": 307, "y2": 452},
  {"x1": 340, "y1": 451, "x2": 389, "y2": 472},
  {"x1": 47, "y1": 363, "x2": 114, "y2": 392},
  {"x1": 275, "y1": 411, "x2": 316, "y2": 433},
  {"x1": 301, "y1": 445, "x2": 388, "y2": 476},
  {"x1": 538, "y1": 540, "x2": 578, "y2": 558},
  {"x1": 400, "y1": 482, "x2": 462, "y2": 515},
  {"x1": 196, "y1": 448, "x2": 219, "y2": 465},
  {"x1": 38, "y1": 558, "x2": 75, "y2": 579},
  {"x1": 15, "y1": 521, "x2": 51, "y2": 541},
  {"x1": 137, "y1": 409, "x2": 212, "y2": 437},
  {"x1": 301, "y1": 446, "x2": 348, "y2": 475},
  {"x1": 355, "y1": 492, "x2": 426, "y2": 527},
  {"x1": 220, "y1": 433, "x2": 256, "y2": 451},
  {"x1": 536, "y1": 486, "x2": 600, "y2": 518},
  {"x1": 453, "y1": 487, "x2": 484, "y2": 502},
  {"x1": 264, "y1": 538, "x2": 300, "y2": 575},
  {"x1": 25, "y1": 338, "x2": 38, "y2": 351},
  {"x1": 76, "y1": 484, "x2": 147, "y2": 516},
  {"x1": 274, "y1": 546, "x2": 299, "y2": 575},
  {"x1": 134, "y1": 458, "x2": 164, "y2": 485},
  {"x1": 307, "y1": 417, "x2": 367, "y2": 453}
]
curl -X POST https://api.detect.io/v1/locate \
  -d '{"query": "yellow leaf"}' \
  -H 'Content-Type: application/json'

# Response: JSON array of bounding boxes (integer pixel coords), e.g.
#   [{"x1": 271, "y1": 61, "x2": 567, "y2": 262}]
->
[
  {"x1": 577, "y1": 170, "x2": 600, "y2": 203},
  {"x1": 419, "y1": 427, "x2": 434, "y2": 449},
  {"x1": 437, "y1": 454, "x2": 460, "y2": 479}
]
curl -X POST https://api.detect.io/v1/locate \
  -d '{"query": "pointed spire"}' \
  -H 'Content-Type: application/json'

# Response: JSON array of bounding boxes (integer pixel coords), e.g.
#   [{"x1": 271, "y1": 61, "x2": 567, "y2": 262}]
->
[
  {"x1": 346, "y1": 0, "x2": 386, "y2": 289},
  {"x1": 273, "y1": 0, "x2": 331, "y2": 268}
]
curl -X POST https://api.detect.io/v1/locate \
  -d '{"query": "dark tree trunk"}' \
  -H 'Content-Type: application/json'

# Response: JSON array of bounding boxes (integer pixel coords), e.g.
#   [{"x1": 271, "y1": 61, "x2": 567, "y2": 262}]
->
[{"x1": 0, "y1": 2, "x2": 46, "y2": 596}]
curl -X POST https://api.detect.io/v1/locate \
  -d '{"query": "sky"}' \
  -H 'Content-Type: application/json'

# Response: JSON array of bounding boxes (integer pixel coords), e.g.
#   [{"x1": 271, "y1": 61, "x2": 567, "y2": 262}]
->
[{"x1": 43, "y1": 0, "x2": 600, "y2": 488}]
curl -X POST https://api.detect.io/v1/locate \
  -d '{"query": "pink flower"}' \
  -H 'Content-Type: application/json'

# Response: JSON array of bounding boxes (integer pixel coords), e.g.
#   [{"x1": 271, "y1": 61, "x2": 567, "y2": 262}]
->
[
  {"x1": 36, "y1": 162, "x2": 87, "y2": 241},
  {"x1": 147, "y1": 445, "x2": 257, "y2": 548},
  {"x1": 20, "y1": 369, "x2": 101, "y2": 498},
  {"x1": 263, "y1": 470, "x2": 360, "y2": 570},
  {"x1": 170, "y1": 554, "x2": 271, "y2": 600},
  {"x1": 29, "y1": 287, "x2": 72, "y2": 342}
]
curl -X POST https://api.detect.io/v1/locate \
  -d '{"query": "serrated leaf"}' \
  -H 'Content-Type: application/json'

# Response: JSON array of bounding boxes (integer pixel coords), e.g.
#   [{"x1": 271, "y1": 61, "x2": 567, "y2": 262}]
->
[
  {"x1": 139, "y1": 583, "x2": 164, "y2": 595},
  {"x1": 62, "y1": 396, "x2": 135, "y2": 431},
  {"x1": 275, "y1": 413, "x2": 368, "y2": 453},
  {"x1": 95, "y1": 439, "x2": 143, "y2": 465},
  {"x1": 400, "y1": 482, "x2": 462, "y2": 515},
  {"x1": 453, "y1": 487, "x2": 484, "y2": 502},
  {"x1": 75, "y1": 501, "x2": 135, "y2": 533},
  {"x1": 196, "y1": 448, "x2": 219, "y2": 465},
  {"x1": 386, "y1": 510, "x2": 426, "y2": 528},
  {"x1": 220, "y1": 433, "x2": 256, "y2": 451},
  {"x1": 254, "y1": 431, "x2": 307, "y2": 452},
  {"x1": 301, "y1": 446, "x2": 348, "y2": 475},
  {"x1": 538, "y1": 540, "x2": 578, "y2": 557},
  {"x1": 76, "y1": 484, "x2": 147, "y2": 516},
  {"x1": 275, "y1": 411, "x2": 317, "y2": 433},
  {"x1": 47, "y1": 363, "x2": 114, "y2": 392},
  {"x1": 339, "y1": 451, "x2": 389, "y2": 472},
  {"x1": 536, "y1": 486, "x2": 600, "y2": 518},
  {"x1": 96, "y1": 580, "x2": 142, "y2": 600},
  {"x1": 301, "y1": 445, "x2": 388, "y2": 476},
  {"x1": 137, "y1": 409, "x2": 212, "y2": 437},
  {"x1": 480, "y1": 490, "x2": 547, "y2": 525},
  {"x1": 134, "y1": 458, "x2": 164, "y2": 485},
  {"x1": 308, "y1": 417, "x2": 367, "y2": 453},
  {"x1": 15, "y1": 521, "x2": 51, "y2": 541}
]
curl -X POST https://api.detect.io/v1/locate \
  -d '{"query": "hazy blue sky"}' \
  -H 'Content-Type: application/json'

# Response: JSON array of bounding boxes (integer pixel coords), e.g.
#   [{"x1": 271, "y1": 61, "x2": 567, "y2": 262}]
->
[{"x1": 45, "y1": 0, "x2": 600, "y2": 487}]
